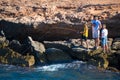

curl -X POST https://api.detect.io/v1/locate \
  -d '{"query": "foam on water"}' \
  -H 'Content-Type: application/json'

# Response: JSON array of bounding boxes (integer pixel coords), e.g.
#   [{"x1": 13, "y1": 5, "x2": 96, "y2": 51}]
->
[
  {"x1": 34, "y1": 61, "x2": 86, "y2": 71},
  {"x1": 0, "y1": 61, "x2": 120, "y2": 80}
]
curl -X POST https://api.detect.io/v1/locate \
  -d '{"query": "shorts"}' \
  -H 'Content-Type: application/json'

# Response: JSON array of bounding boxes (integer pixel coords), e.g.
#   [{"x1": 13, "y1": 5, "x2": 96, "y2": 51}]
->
[
  {"x1": 82, "y1": 35, "x2": 88, "y2": 41},
  {"x1": 92, "y1": 30, "x2": 100, "y2": 38},
  {"x1": 101, "y1": 37, "x2": 107, "y2": 46}
]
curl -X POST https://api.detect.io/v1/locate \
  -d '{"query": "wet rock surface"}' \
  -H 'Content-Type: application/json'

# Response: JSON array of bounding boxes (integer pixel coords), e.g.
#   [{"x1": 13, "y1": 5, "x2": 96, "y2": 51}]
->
[
  {"x1": 46, "y1": 48, "x2": 73, "y2": 63},
  {"x1": 0, "y1": 35, "x2": 120, "y2": 72},
  {"x1": 43, "y1": 38, "x2": 120, "y2": 71}
]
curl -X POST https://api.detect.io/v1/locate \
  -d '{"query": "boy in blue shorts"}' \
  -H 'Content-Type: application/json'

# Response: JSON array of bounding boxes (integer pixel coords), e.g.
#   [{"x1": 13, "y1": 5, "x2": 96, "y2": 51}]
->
[{"x1": 101, "y1": 24, "x2": 108, "y2": 53}]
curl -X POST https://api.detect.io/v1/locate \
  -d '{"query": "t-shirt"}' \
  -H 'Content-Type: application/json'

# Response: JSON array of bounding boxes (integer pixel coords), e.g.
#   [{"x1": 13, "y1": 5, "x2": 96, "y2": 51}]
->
[
  {"x1": 91, "y1": 20, "x2": 101, "y2": 31},
  {"x1": 101, "y1": 29, "x2": 108, "y2": 38},
  {"x1": 83, "y1": 24, "x2": 88, "y2": 37}
]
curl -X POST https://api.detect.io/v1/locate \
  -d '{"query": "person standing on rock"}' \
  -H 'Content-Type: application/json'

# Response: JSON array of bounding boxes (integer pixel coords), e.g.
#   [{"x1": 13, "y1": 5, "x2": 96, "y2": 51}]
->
[
  {"x1": 101, "y1": 24, "x2": 108, "y2": 53},
  {"x1": 80, "y1": 21, "x2": 89, "y2": 50},
  {"x1": 91, "y1": 16, "x2": 102, "y2": 50}
]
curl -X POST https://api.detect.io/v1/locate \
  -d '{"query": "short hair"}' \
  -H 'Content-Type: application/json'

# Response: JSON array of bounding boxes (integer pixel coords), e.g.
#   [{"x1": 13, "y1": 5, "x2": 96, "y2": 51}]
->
[
  {"x1": 93, "y1": 15, "x2": 97, "y2": 18},
  {"x1": 102, "y1": 24, "x2": 106, "y2": 28}
]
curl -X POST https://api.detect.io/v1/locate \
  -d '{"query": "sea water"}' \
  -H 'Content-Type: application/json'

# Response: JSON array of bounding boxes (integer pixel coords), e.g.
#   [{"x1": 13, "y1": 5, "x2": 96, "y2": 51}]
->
[{"x1": 0, "y1": 61, "x2": 120, "y2": 80}]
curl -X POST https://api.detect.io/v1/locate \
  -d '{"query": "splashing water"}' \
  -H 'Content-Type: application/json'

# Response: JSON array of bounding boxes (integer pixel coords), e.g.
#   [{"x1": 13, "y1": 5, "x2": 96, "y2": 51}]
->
[{"x1": 0, "y1": 61, "x2": 120, "y2": 80}]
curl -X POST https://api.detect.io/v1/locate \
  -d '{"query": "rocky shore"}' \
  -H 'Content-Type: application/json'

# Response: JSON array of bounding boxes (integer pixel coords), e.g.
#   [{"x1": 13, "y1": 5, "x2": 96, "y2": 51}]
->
[
  {"x1": 0, "y1": 36, "x2": 120, "y2": 72},
  {"x1": 0, "y1": 0, "x2": 120, "y2": 72}
]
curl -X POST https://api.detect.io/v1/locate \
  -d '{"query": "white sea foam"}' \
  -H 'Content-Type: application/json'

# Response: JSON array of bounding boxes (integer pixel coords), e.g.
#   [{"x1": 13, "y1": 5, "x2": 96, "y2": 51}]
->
[{"x1": 34, "y1": 61, "x2": 86, "y2": 71}]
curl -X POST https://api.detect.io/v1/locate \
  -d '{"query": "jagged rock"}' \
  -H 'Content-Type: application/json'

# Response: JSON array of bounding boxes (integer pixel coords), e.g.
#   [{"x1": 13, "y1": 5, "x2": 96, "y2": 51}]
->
[
  {"x1": 28, "y1": 36, "x2": 45, "y2": 54},
  {"x1": 116, "y1": 50, "x2": 120, "y2": 54},
  {"x1": 44, "y1": 39, "x2": 109, "y2": 69},
  {"x1": 112, "y1": 42, "x2": 120, "y2": 50},
  {"x1": 72, "y1": 47, "x2": 90, "y2": 60},
  {"x1": 46, "y1": 48, "x2": 72, "y2": 63},
  {"x1": 0, "y1": 36, "x2": 6, "y2": 42},
  {"x1": 107, "y1": 67, "x2": 120, "y2": 72},
  {"x1": 72, "y1": 46, "x2": 109, "y2": 69},
  {"x1": 0, "y1": 48, "x2": 35, "y2": 67},
  {"x1": 0, "y1": 30, "x2": 5, "y2": 37},
  {"x1": 27, "y1": 36, "x2": 46, "y2": 63},
  {"x1": 89, "y1": 57, "x2": 109, "y2": 69},
  {"x1": 88, "y1": 52, "x2": 109, "y2": 69},
  {"x1": 108, "y1": 51, "x2": 120, "y2": 70},
  {"x1": 0, "y1": 36, "x2": 9, "y2": 48},
  {"x1": 69, "y1": 39, "x2": 95, "y2": 50},
  {"x1": 108, "y1": 38, "x2": 113, "y2": 49},
  {"x1": 66, "y1": 14, "x2": 80, "y2": 23},
  {"x1": 9, "y1": 40, "x2": 22, "y2": 53},
  {"x1": 69, "y1": 39, "x2": 81, "y2": 47},
  {"x1": 54, "y1": 12, "x2": 64, "y2": 20},
  {"x1": 44, "y1": 41, "x2": 72, "y2": 53},
  {"x1": 111, "y1": 38, "x2": 120, "y2": 50},
  {"x1": 23, "y1": 54, "x2": 35, "y2": 67},
  {"x1": 114, "y1": 38, "x2": 120, "y2": 42}
]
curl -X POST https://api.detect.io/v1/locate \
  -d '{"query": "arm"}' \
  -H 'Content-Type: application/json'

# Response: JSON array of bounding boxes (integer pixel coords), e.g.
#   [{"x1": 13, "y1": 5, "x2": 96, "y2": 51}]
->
[
  {"x1": 80, "y1": 31, "x2": 83, "y2": 34},
  {"x1": 99, "y1": 20, "x2": 102, "y2": 30}
]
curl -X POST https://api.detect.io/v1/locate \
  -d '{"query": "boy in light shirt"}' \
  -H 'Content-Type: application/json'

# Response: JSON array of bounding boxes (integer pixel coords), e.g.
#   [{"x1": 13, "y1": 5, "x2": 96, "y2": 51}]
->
[{"x1": 101, "y1": 24, "x2": 108, "y2": 53}]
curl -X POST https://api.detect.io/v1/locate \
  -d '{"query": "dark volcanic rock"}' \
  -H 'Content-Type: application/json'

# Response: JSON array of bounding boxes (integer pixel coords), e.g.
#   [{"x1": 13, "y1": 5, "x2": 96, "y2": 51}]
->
[
  {"x1": 46, "y1": 48, "x2": 73, "y2": 63},
  {"x1": 9, "y1": 40, "x2": 22, "y2": 53}
]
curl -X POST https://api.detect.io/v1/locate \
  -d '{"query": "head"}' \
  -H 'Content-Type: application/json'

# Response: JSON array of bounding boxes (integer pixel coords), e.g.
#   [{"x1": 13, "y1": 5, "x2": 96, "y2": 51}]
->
[
  {"x1": 83, "y1": 21, "x2": 87, "y2": 26},
  {"x1": 93, "y1": 16, "x2": 98, "y2": 20},
  {"x1": 102, "y1": 24, "x2": 106, "y2": 29}
]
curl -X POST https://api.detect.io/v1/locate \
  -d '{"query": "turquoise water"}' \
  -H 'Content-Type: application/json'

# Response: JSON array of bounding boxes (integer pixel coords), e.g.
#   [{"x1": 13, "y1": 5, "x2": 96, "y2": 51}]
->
[{"x1": 0, "y1": 61, "x2": 120, "y2": 80}]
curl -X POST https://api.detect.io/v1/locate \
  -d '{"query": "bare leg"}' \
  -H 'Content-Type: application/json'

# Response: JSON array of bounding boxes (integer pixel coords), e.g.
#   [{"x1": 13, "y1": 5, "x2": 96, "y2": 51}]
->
[
  {"x1": 103, "y1": 45, "x2": 105, "y2": 53},
  {"x1": 97, "y1": 38, "x2": 100, "y2": 47},
  {"x1": 95, "y1": 38, "x2": 97, "y2": 49},
  {"x1": 86, "y1": 40, "x2": 89, "y2": 49},
  {"x1": 94, "y1": 38, "x2": 97, "y2": 48},
  {"x1": 96, "y1": 38, "x2": 100, "y2": 49},
  {"x1": 105, "y1": 44, "x2": 108, "y2": 53},
  {"x1": 80, "y1": 39, "x2": 82, "y2": 45},
  {"x1": 81, "y1": 38, "x2": 83, "y2": 46},
  {"x1": 97, "y1": 38, "x2": 99, "y2": 46}
]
